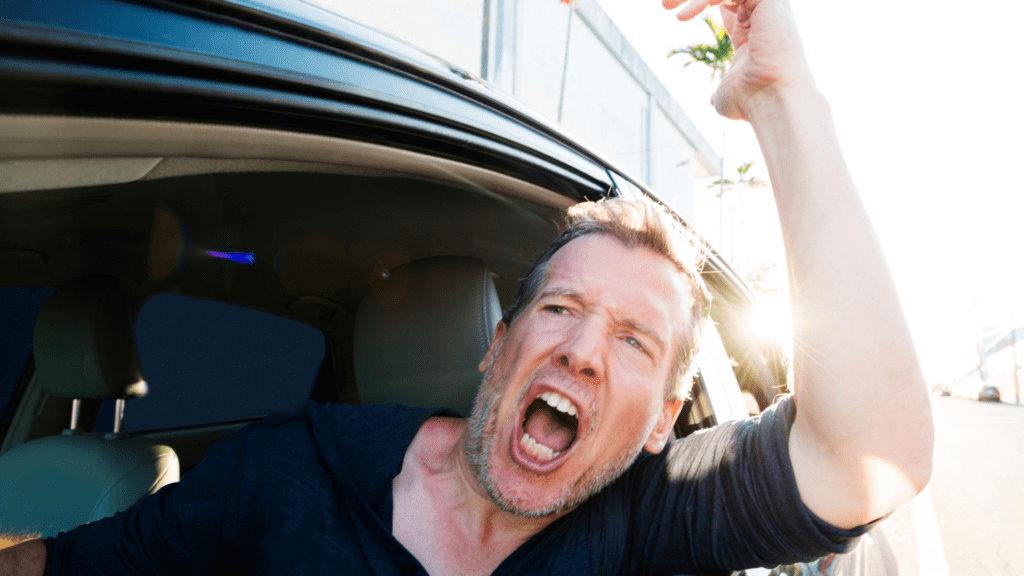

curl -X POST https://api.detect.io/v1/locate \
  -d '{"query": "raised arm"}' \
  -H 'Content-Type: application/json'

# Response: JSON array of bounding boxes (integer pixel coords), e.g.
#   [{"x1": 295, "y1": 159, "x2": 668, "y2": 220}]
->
[{"x1": 665, "y1": 0, "x2": 934, "y2": 529}]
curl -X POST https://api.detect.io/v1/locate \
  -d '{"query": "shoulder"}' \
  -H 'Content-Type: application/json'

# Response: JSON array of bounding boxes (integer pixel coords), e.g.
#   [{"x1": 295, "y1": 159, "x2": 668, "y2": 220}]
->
[
  {"x1": 318, "y1": 403, "x2": 462, "y2": 450},
  {"x1": 240, "y1": 402, "x2": 457, "y2": 442},
  {"x1": 585, "y1": 397, "x2": 798, "y2": 508},
  {"x1": 205, "y1": 402, "x2": 454, "y2": 476}
]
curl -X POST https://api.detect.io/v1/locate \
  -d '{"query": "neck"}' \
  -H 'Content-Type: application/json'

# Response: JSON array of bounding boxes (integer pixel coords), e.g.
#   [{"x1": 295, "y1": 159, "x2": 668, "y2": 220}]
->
[
  {"x1": 393, "y1": 417, "x2": 567, "y2": 576},
  {"x1": 403, "y1": 417, "x2": 561, "y2": 546},
  {"x1": 456, "y1": 429, "x2": 565, "y2": 540}
]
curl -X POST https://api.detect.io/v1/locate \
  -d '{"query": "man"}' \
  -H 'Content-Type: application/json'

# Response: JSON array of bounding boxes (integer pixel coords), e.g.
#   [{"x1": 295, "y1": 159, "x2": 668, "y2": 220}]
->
[{"x1": 2, "y1": 0, "x2": 934, "y2": 573}]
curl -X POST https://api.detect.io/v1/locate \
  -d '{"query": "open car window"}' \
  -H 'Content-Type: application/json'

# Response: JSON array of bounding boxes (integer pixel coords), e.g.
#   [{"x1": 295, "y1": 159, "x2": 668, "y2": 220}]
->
[
  {"x1": 94, "y1": 293, "x2": 325, "y2": 433},
  {"x1": 693, "y1": 322, "x2": 750, "y2": 424}
]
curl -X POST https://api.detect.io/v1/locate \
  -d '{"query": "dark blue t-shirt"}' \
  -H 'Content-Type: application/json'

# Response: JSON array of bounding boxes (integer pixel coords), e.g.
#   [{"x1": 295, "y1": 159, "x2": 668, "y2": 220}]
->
[{"x1": 44, "y1": 397, "x2": 870, "y2": 575}]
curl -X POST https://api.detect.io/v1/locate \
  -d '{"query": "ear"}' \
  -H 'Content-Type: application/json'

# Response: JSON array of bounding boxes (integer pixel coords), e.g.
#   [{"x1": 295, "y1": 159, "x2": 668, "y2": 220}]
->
[
  {"x1": 478, "y1": 321, "x2": 508, "y2": 373},
  {"x1": 644, "y1": 399, "x2": 684, "y2": 454}
]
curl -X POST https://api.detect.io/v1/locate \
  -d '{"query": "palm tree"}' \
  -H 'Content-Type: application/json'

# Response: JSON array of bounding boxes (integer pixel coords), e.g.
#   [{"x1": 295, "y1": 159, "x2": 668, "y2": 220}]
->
[
  {"x1": 668, "y1": 16, "x2": 733, "y2": 79},
  {"x1": 668, "y1": 15, "x2": 736, "y2": 248},
  {"x1": 708, "y1": 161, "x2": 766, "y2": 262},
  {"x1": 708, "y1": 161, "x2": 766, "y2": 197}
]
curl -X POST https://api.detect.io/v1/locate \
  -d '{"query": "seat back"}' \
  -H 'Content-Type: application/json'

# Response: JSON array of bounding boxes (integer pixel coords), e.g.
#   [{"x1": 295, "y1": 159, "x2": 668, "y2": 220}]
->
[
  {"x1": 353, "y1": 257, "x2": 502, "y2": 416},
  {"x1": 0, "y1": 277, "x2": 179, "y2": 538},
  {"x1": 0, "y1": 433, "x2": 178, "y2": 537}
]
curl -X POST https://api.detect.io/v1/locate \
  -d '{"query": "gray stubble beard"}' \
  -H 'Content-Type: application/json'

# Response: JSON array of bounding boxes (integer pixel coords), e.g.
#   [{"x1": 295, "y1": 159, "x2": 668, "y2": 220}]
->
[{"x1": 462, "y1": 341, "x2": 653, "y2": 518}]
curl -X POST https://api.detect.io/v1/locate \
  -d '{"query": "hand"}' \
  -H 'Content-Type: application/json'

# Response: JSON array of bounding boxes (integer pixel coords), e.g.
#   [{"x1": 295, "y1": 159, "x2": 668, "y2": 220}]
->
[{"x1": 662, "y1": 0, "x2": 815, "y2": 122}]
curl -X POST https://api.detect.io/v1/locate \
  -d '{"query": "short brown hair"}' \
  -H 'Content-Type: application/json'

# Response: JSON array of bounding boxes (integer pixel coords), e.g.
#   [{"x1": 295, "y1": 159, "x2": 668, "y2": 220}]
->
[{"x1": 502, "y1": 197, "x2": 710, "y2": 401}]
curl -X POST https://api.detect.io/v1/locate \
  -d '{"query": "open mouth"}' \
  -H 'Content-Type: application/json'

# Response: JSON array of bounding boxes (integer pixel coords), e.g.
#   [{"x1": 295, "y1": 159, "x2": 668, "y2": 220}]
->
[{"x1": 518, "y1": 391, "x2": 580, "y2": 463}]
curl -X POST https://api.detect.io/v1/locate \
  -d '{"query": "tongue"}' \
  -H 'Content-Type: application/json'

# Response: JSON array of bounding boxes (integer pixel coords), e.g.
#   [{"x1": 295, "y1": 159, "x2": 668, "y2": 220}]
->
[{"x1": 525, "y1": 407, "x2": 574, "y2": 453}]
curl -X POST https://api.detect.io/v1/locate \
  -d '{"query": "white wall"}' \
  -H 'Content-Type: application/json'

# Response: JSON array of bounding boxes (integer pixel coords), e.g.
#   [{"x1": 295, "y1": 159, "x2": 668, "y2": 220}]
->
[
  {"x1": 557, "y1": 9, "x2": 648, "y2": 179},
  {"x1": 650, "y1": 104, "x2": 697, "y2": 221}
]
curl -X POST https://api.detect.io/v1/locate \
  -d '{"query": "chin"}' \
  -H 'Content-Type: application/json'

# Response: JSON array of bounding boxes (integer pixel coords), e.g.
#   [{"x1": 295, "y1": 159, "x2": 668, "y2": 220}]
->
[
  {"x1": 466, "y1": 368, "x2": 653, "y2": 519},
  {"x1": 486, "y1": 463, "x2": 578, "y2": 517},
  {"x1": 485, "y1": 438, "x2": 647, "y2": 518}
]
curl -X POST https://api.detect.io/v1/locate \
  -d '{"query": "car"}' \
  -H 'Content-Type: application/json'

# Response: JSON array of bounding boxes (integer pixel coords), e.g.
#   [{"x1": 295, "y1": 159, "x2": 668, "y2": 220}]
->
[
  {"x1": 0, "y1": 0, "x2": 897, "y2": 574},
  {"x1": 977, "y1": 384, "x2": 1001, "y2": 402},
  {"x1": 951, "y1": 378, "x2": 1001, "y2": 402}
]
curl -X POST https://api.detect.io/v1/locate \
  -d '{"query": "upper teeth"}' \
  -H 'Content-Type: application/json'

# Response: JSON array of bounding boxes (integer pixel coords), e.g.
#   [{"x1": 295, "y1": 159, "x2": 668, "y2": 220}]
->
[{"x1": 540, "y1": 391, "x2": 578, "y2": 417}]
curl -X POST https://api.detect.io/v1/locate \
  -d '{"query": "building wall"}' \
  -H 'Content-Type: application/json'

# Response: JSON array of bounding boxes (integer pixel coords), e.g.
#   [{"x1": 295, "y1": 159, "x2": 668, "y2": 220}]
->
[
  {"x1": 557, "y1": 13, "x2": 649, "y2": 180},
  {"x1": 651, "y1": 104, "x2": 697, "y2": 222},
  {"x1": 322, "y1": 0, "x2": 718, "y2": 219}
]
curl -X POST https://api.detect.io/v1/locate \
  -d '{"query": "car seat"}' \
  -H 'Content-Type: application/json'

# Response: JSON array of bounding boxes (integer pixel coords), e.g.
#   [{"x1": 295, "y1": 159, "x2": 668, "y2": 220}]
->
[
  {"x1": 0, "y1": 276, "x2": 179, "y2": 538},
  {"x1": 353, "y1": 256, "x2": 502, "y2": 417}
]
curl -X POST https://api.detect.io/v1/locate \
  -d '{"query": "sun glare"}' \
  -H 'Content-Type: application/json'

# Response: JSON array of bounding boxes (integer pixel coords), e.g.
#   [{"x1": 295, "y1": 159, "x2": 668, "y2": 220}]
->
[{"x1": 750, "y1": 300, "x2": 792, "y2": 347}]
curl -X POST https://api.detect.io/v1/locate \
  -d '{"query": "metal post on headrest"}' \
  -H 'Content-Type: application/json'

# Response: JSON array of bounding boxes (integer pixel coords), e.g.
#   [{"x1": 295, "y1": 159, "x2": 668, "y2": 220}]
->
[
  {"x1": 70, "y1": 398, "x2": 81, "y2": 430},
  {"x1": 61, "y1": 398, "x2": 83, "y2": 435},
  {"x1": 113, "y1": 398, "x2": 125, "y2": 434},
  {"x1": 102, "y1": 398, "x2": 130, "y2": 440}
]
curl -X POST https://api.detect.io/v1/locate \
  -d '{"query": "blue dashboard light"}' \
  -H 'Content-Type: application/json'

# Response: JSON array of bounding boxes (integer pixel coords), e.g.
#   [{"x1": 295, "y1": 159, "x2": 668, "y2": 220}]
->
[{"x1": 206, "y1": 250, "x2": 255, "y2": 266}]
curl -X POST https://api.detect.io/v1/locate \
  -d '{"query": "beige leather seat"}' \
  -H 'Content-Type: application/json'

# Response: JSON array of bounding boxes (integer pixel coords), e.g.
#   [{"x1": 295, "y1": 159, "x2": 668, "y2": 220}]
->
[
  {"x1": 353, "y1": 256, "x2": 502, "y2": 417},
  {"x1": 0, "y1": 277, "x2": 179, "y2": 538}
]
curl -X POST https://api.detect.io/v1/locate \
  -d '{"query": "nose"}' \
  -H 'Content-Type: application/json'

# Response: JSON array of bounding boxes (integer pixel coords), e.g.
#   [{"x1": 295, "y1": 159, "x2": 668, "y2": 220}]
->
[{"x1": 552, "y1": 316, "x2": 604, "y2": 382}]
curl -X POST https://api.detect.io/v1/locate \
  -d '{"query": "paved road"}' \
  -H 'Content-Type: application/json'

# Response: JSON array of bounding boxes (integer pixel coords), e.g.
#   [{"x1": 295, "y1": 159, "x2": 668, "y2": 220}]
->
[{"x1": 881, "y1": 396, "x2": 1024, "y2": 575}]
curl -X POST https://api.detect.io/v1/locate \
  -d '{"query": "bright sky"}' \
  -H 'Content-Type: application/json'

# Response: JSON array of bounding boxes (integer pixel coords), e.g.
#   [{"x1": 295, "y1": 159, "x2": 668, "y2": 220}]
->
[{"x1": 597, "y1": 0, "x2": 1024, "y2": 383}]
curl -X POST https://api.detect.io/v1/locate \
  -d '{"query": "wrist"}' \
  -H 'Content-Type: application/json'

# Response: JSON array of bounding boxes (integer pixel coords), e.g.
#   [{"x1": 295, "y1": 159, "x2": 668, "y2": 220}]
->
[{"x1": 744, "y1": 76, "x2": 827, "y2": 127}]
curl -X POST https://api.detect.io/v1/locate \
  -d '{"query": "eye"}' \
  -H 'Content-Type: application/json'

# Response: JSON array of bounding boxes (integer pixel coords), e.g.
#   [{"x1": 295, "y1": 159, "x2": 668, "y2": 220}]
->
[
  {"x1": 543, "y1": 304, "x2": 569, "y2": 315},
  {"x1": 624, "y1": 336, "x2": 644, "y2": 351}
]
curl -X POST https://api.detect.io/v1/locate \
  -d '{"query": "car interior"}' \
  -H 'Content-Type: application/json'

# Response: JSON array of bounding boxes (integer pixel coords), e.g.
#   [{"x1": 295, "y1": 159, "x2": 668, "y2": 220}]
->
[{"x1": 0, "y1": 115, "x2": 785, "y2": 539}]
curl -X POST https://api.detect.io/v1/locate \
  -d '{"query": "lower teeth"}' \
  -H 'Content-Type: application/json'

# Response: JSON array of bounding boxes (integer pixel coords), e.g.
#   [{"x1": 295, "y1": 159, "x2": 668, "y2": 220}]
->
[{"x1": 520, "y1": 433, "x2": 560, "y2": 461}]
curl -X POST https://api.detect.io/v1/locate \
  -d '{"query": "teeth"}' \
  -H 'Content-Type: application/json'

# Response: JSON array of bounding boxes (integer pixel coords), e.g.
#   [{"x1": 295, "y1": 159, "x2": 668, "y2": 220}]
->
[
  {"x1": 521, "y1": 391, "x2": 580, "y2": 463},
  {"x1": 543, "y1": 392, "x2": 558, "y2": 408},
  {"x1": 556, "y1": 397, "x2": 571, "y2": 413},
  {"x1": 520, "y1": 432, "x2": 560, "y2": 462},
  {"x1": 539, "y1": 391, "x2": 579, "y2": 418}
]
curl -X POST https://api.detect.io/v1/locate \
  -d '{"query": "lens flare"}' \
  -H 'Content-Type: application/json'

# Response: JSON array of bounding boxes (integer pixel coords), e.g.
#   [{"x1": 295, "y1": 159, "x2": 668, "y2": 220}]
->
[
  {"x1": 750, "y1": 300, "x2": 792, "y2": 345},
  {"x1": 205, "y1": 250, "x2": 255, "y2": 266}
]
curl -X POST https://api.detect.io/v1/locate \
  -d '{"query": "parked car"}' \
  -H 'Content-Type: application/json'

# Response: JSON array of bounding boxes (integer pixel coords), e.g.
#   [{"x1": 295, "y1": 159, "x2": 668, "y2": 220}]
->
[
  {"x1": 976, "y1": 383, "x2": 1001, "y2": 402},
  {"x1": 952, "y1": 378, "x2": 1001, "y2": 402},
  {"x1": 0, "y1": 0, "x2": 897, "y2": 573}
]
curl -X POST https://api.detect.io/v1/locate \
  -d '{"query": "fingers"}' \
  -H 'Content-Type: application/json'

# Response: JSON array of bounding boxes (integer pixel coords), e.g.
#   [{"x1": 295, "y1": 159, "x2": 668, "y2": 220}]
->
[
  {"x1": 720, "y1": 4, "x2": 737, "y2": 31},
  {"x1": 719, "y1": 3, "x2": 742, "y2": 46},
  {"x1": 663, "y1": 0, "x2": 723, "y2": 21},
  {"x1": 661, "y1": 0, "x2": 690, "y2": 10}
]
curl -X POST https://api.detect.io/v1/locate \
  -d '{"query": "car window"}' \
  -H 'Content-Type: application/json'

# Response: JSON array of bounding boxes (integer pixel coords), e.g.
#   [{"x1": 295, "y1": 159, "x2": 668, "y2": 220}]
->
[
  {"x1": 693, "y1": 321, "x2": 750, "y2": 423},
  {"x1": 95, "y1": 293, "x2": 325, "y2": 433},
  {"x1": 0, "y1": 286, "x2": 56, "y2": 423}
]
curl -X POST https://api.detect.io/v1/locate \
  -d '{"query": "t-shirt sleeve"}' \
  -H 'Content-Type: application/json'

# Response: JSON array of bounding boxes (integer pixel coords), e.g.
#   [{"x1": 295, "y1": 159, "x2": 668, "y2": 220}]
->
[
  {"x1": 43, "y1": 426, "x2": 251, "y2": 576},
  {"x1": 600, "y1": 395, "x2": 877, "y2": 574}
]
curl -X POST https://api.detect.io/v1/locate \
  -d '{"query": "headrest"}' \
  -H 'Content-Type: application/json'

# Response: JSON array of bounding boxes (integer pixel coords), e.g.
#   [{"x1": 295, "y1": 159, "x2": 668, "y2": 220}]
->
[
  {"x1": 33, "y1": 276, "x2": 147, "y2": 399},
  {"x1": 353, "y1": 256, "x2": 502, "y2": 416}
]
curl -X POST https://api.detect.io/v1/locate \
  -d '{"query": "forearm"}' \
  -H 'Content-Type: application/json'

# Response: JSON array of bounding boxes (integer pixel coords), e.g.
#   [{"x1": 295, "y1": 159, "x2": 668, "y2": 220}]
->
[
  {"x1": 0, "y1": 539, "x2": 46, "y2": 576},
  {"x1": 749, "y1": 82, "x2": 933, "y2": 526}
]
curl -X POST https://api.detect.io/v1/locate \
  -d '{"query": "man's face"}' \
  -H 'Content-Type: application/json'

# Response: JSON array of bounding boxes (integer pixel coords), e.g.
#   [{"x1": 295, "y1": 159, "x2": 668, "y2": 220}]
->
[{"x1": 464, "y1": 234, "x2": 687, "y2": 517}]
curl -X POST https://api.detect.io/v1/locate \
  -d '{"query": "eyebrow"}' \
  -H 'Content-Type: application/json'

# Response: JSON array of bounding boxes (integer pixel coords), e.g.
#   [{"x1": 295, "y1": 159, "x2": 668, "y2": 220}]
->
[
  {"x1": 537, "y1": 288, "x2": 666, "y2": 354},
  {"x1": 538, "y1": 287, "x2": 581, "y2": 302}
]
